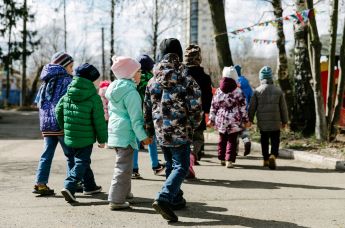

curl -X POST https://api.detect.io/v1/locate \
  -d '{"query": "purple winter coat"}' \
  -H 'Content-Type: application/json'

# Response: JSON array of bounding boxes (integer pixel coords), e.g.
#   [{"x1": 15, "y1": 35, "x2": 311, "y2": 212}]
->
[{"x1": 36, "y1": 64, "x2": 72, "y2": 135}]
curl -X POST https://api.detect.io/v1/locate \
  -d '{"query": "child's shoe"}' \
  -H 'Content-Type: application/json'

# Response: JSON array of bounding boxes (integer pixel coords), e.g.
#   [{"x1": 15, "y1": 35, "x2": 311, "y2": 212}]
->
[
  {"x1": 220, "y1": 160, "x2": 226, "y2": 166},
  {"x1": 131, "y1": 171, "x2": 141, "y2": 179},
  {"x1": 152, "y1": 200, "x2": 178, "y2": 222},
  {"x1": 263, "y1": 160, "x2": 269, "y2": 167},
  {"x1": 83, "y1": 185, "x2": 102, "y2": 195},
  {"x1": 226, "y1": 161, "x2": 234, "y2": 168},
  {"x1": 268, "y1": 155, "x2": 276, "y2": 170},
  {"x1": 109, "y1": 202, "x2": 130, "y2": 210},
  {"x1": 153, "y1": 164, "x2": 165, "y2": 175},
  {"x1": 76, "y1": 181, "x2": 84, "y2": 193},
  {"x1": 32, "y1": 184, "x2": 55, "y2": 196},
  {"x1": 61, "y1": 188, "x2": 77, "y2": 203}
]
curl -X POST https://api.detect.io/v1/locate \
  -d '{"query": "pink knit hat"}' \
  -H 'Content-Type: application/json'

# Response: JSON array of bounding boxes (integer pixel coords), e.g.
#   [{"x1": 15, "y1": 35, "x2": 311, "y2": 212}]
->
[{"x1": 111, "y1": 56, "x2": 141, "y2": 79}]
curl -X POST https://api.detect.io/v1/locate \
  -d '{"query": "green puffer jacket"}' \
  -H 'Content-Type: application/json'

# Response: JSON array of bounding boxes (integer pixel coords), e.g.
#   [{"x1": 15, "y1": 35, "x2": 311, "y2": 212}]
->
[{"x1": 55, "y1": 76, "x2": 108, "y2": 148}]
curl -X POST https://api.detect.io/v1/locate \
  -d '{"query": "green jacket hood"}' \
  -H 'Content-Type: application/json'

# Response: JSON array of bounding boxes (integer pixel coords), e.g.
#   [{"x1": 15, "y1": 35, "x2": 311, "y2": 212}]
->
[
  {"x1": 67, "y1": 76, "x2": 97, "y2": 102},
  {"x1": 105, "y1": 79, "x2": 137, "y2": 103}
]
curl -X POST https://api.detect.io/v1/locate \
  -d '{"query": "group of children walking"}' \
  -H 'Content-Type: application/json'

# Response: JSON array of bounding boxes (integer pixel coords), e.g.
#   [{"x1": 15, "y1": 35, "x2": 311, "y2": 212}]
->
[{"x1": 32, "y1": 37, "x2": 288, "y2": 222}]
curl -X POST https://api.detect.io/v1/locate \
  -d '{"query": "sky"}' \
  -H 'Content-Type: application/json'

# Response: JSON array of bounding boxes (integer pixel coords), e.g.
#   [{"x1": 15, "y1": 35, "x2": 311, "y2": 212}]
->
[{"x1": 16, "y1": 0, "x2": 345, "y2": 73}]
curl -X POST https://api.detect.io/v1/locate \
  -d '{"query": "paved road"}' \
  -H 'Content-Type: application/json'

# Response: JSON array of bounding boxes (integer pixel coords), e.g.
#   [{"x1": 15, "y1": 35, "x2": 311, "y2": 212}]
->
[{"x1": 0, "y1": 111, "x2": 344, "y2": 227}]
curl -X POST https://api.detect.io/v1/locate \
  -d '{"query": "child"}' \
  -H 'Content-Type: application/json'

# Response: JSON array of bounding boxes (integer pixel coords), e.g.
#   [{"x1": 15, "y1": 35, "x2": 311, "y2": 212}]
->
[
  {"x1": 208, "y1": 66, "x2": 250, "y2": 168},
  {"x1": 106, "y1": 56, "x2": 151, "y2": 210},
  {"x1": 234, "y1": 64, "x2": 253, "y2": 156},
  {"x1": 33, "y1": 51, "x2": 74, "y2": 196},
  {"x1": 248, "y1": 66, "x2": 288, "y2": 170},
  {"x1": 55, "y1": 63, "x2": 107, "y2": 203},
  {"x1": 144, "y1": 38, "x2": 202, "y2": 222},
  {"x1": 98, "y1": 80, "x2": 111, "y2": 122},
  {"x1": 131, "y1": 54, "x2": 165, "y2": 179}
]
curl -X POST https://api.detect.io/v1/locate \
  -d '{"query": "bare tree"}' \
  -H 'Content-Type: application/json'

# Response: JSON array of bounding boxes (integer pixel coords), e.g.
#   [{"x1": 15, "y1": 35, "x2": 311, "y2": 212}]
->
[
  {"x1": 208, "y1": 0, "x2": 233, "y2": 69},
  {"x1": 329, "y1": 15, "x2": 345, "y2": 141},
  {"x1": 306, "y1": 0, "x2": 327, "y2": 141},
  {"x1": 290, "y1": 0, "x2": 315, "y2": 136},
  {"x1": 325, "y1": 0, "x2": 339, "y2": 130},
  {"x1": 110, "y1": 0, "x2": 115, "y2": 81}
]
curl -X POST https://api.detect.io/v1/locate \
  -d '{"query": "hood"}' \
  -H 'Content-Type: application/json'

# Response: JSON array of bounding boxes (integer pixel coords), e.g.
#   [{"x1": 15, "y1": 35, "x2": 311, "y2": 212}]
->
[
  {"x1": 67, "y1": 76, "x2": 97, "y2": 102},
  {"x1": 105, "y1": 79, "x2": 137, "y2": 103},
  {"x1": 154, "y1": 53, "x2": 183, "y2": 89},
  {"x1": 40, "y1": 64, "x2": 69, "y2": 81},
  {"x1": 220, "y1": 77, "x2": 238, "y2": 94}
]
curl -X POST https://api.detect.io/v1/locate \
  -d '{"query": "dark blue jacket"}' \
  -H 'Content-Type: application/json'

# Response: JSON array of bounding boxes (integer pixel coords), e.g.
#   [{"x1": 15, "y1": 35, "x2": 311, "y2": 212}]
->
[{"x1": 36, "y1": 64, "x2": 72, "y2": 135}]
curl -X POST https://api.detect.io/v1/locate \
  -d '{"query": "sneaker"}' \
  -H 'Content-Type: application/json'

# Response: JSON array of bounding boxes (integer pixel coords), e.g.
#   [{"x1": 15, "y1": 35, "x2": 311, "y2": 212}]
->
[
  {"x1": 220, "y1": 160, "x2": 226, "y2": 166},
  {"x1": 244, "y1": 141, "x2": 251, "y2": 156},
  {"x1": 153, "y1": 164, "x2": 165, "y2": 175},
  {"x1": 268, "y1": 155, "x2": 276, "y2": 170},
  {"x1": 171, "y1": 198, "x2": 186, "y2": 210},
  {"x1": 76, "y1": 182, "x2": 83, "y2": 193},
  {"x1": 127, "y1": 192, "x2": 134, "y2": 199},
  {"x1": 226, "y1": 161, "x2": 234, "y2": 168},
  {"x1": 61, "y1": 188, "x2": 77, "y2": 203},
  {"x1": 263, "y1": 160, "x2": 269, "y2": 167},
  {"x1": 32, "y1": 184, "x2": 55, "y2": 196},
  {"x1": 109, "y1": 201, "x2": 130, "y2": 210},
  {"x1": 83, "y1": 185, "x2": 102, "y2": 195},
  {"x1": 152, "y1": 200, "x2": 178, "y2": 222},
  {"x1": 131, "y1": 172, "x2": 142, "y2": 179}
]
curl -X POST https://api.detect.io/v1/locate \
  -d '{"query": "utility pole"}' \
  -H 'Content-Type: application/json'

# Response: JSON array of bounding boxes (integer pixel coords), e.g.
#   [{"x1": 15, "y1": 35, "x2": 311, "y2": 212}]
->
[
  {"x1": 64, "y1": 0, "x2": 67, "y2": 52},
  {"x1": 101, "y1": 27, "x2": 105, "y2": 80},
  {"x1": 21, "y1": 0, "x2": 28, "y2": 106},
  {"x1": 110, "y1": 0, "x2": 115, "y2": 81}
]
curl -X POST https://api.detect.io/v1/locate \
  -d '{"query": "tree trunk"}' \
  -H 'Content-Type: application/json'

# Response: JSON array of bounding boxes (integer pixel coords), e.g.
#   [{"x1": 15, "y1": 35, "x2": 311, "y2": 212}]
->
[
  {"x1": 26, "y1": 65, "x2": 43, "y2": 105},
  {"x1": 271, "y1": 0, "x2": 293, "y2": 119},
  {"x1": 5, "y1": 24, "x2": 13, "y2": 108},
  {"x1": 110, "y1": 0, "x2": 115, "y2": 81},
  {"x1": 21, "y1": 0, "x2": 28, "y2": 107},
  {"x1": 326, "y1": 0, "x2": 339, "y2": 128},
  {"x1": 63, "y1": 0, "x2": 67, "y2": 52},
  {"x1": 152, "y1": 0, "x2": 159, "y2": 61},
  {"x1": 208, "y1": 0, "x2": 233, "y2": 69},
  {"x1": 329, "y1": 17, "x2": 345, "y2": 141},
  {"x1": 306, "y1": 1, "x2": 328, "y2": 141},
  {"x1": 290, "y1": 0, "x2": 315, "y2": 136}
]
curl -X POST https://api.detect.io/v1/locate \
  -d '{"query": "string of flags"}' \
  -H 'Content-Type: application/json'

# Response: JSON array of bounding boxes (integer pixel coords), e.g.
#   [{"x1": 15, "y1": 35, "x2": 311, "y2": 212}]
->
[
  {"x1": 217, "y1": 8, "x2": 313, "y2": 38},
  {"x1": 253, "y1": 39, "x2": 291, "y2": 45}
]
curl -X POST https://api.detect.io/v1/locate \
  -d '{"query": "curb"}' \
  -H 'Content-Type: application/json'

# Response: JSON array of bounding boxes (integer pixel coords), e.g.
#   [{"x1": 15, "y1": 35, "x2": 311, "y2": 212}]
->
[{"x1": 204, "y1": 132, "x2": 345, "y2": 171}]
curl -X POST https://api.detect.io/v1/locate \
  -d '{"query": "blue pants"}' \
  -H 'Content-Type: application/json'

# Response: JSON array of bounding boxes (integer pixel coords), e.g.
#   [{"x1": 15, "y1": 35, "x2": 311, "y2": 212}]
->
[
  {"x1": 64, "y1": 145, "x2": 97, "y2": 194},
  {"x1": 133, "y1": 136, "x2": 159, "y2": 170},
  {"x1": 35, "y1": 136, "x2": 69, "y2": 184},
  {"x1": 156, "y1": 144, "x2": 190, "y2": 204}
]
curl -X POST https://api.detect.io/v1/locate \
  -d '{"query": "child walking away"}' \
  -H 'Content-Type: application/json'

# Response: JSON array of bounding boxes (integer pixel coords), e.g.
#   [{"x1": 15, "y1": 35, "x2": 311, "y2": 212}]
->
[
  {"x1": 98, "y1": 80, "x2": 111, "y2": 122},
  {"x1": 131, "y1": 54, "x2": 165, "y2": 179},
  {"x1": 234, "y1": 64, "x2": 253, "y2": 156},
  {"x1": 33, "y1": 52, "x2": 74, "y2": 196},
  {"x1": 184, "y1": 44, "x2": 213, "y2": 163},
  {"x1": 55, "y1": 63, "x2": 107, "y2": 203},
  {"x1": 248, "y1": 66, "x2": 288, "y2": 170},
  {"x1": 106, "y1": 56, "x2": 152, "y2": 210},
  {"x1": 144, "y1": 38, "x2": 203, "y2": 222},
  {"x1": 208, "y1": 66, "x2": 250, "y2": 168}
]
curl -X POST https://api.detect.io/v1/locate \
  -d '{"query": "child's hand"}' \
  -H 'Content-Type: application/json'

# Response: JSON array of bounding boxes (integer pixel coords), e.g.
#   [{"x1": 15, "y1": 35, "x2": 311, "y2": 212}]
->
[
  {"x1": 206, "y1": 120, "x2": 213, "y2": 127},
  {"x1": 244, "y1": 122, "x2": 251, "y2": 128},
  {"x1": 98, "y1": 144, "x2": 105, "y2": 148},
  {"x1": 142, "y1": 137, "x2": 152, "y2": 145}
]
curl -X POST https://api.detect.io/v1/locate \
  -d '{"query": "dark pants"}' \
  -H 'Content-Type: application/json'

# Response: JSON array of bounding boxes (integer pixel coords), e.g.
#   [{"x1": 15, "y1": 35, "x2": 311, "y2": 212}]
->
[
  {"x1": 218, "y1": 132, "x2": 239, "y2": 162},
  {"x1": 64, "y1": 144, "x2": 97, "y2": 194},
  {"x1": 260, "y1": 130, "x2": 280, "y2": 160}
]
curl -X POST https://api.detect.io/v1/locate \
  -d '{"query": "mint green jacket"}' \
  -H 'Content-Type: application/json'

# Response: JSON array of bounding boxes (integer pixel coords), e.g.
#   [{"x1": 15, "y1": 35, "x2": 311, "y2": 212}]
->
[
  {"x1": 105, "y1": 79, "x2": 147, "y2": 150},
  {"x1": 55, "y1": 76, "x2": 108, "y2": 148}
]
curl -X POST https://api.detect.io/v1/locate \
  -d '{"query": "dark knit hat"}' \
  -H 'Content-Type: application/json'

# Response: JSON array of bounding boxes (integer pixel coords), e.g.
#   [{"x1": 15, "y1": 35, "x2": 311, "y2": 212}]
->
[
  {"x1": 259, "y1": 66, "x2": 273, "y2": 80},
  {"x1": 159, "y1": 38, "x2": 183, "y2": 62},
  {"x1": 75, "y1": 63, "x2": 100, "y2": 82},
  {"x1": 51, "y1": 51, "x2": 74, "y2": 67},
  {"x1": 184, "y1": 44, "x2": 202, "y2": 66},
  {"x1": 136, "y1": 54, "x2": 155, "y2": 72}
]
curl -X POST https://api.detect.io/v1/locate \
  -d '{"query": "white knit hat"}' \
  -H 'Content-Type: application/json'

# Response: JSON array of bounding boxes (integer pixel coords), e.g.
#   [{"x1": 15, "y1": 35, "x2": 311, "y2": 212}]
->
[{"x1": 222, "y1": 66, "x2": 238, "y2": 81}]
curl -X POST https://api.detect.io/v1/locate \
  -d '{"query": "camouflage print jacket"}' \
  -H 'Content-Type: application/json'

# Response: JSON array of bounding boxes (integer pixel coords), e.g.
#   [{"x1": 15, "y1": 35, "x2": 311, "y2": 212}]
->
[{"x1": 144, "y1": 53, "x2": 203, "y2": 147}]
